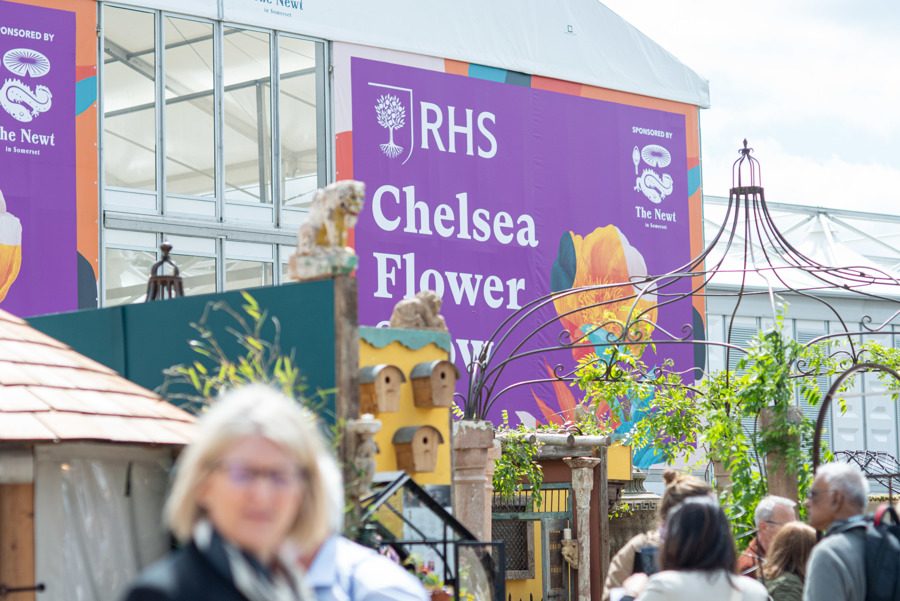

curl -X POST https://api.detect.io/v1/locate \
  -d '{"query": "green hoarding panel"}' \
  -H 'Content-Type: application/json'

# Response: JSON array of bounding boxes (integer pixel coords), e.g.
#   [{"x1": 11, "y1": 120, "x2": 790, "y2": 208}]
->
[{"x1": 29, "y1": 281, "x2": 337, "y2": 419}]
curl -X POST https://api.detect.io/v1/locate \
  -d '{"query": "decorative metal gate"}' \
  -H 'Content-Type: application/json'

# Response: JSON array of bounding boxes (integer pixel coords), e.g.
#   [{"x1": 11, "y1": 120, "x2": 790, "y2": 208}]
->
[{"x1": 492, "y1": 483, "x2": 574, "y2": 601}]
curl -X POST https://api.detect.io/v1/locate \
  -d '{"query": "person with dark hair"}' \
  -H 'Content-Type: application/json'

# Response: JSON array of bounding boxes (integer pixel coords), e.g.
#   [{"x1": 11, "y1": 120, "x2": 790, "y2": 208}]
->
[
  {"x1": 602, "y1": 470, "x2": 713, "y2": 601},
  {"x1": 763, "y1": 521, "x2": 816, "y2": 601},
  {"x1": 619, "y1": 497, "x2": 768, "y2": 601}
]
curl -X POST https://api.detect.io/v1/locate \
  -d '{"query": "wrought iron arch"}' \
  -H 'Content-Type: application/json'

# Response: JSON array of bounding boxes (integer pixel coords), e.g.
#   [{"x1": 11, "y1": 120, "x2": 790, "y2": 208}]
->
[
  {"x1": 812, "y1": 363, "x2": 900, "y2": 488},
  {"x1": 464, "y1": 141, "x2": 900, "y2": 422}
]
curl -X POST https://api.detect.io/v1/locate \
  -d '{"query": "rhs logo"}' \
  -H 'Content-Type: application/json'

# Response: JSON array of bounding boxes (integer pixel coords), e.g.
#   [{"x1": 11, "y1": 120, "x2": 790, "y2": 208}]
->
[
  {"x1": 375, "y1": 94, "x2": 406, "y2": 158},
  {"x1": 369, "y1": 83, "x2": 414, "y2": 164},
  {"x1": 367, "y1": 80, "x2": 497, "y2": 164}
]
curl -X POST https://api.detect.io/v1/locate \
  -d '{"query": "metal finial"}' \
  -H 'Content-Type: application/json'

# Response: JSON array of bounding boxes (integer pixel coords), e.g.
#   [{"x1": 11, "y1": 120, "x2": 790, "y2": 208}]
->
[
  {"x1": 145, "y1": 242, "x2": 184, "y2": 301},
  {"x1": 732, "y1": 138, "x2": 762, "y2": 190}
]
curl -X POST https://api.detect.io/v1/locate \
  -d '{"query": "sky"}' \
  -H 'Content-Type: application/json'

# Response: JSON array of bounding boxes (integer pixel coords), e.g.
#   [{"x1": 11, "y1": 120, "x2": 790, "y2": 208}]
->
[{"x1": 601, "y1": 0, "x2": 900, "y2": 214}]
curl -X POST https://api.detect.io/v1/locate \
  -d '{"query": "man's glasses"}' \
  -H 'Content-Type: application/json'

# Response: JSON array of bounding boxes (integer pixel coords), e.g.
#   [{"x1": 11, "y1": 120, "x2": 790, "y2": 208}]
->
[
  {"x1": 212, "y1": 462, "x2": 307, "y2": 490},
  {"x1": 807, "y1": 488, "x2": 833, "y2": 501}
]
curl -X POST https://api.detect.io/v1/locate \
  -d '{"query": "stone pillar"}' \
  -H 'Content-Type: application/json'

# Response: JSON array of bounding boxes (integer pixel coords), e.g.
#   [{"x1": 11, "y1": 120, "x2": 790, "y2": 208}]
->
[
  {"x1": 343, "y1": 414, "x2": 381, "y2": 536},
  {"x1": 345, "y1": 415, "x2": 382, "y2": 500},
  {"x1": 485, "y1": 438, "x2": 502, "y2": 503},
  {"x1": 452, "y1": 420, "x2": 495, "y2": 541},
  {"x1": 761, "y1": 407, "x2": 802, "y2": 502},
  {"x1": 565, "y1": 457, "x2": 602, "y2": 601},
  {"x1": 598, "y1": 446, "x2": 610, "y2": 575}
]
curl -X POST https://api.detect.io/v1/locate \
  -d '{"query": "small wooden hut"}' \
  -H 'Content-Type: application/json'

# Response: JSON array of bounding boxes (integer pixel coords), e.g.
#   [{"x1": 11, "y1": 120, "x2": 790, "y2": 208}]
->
[{"x1": 0, "y1": 309, "x2": 194, "y2": 601}]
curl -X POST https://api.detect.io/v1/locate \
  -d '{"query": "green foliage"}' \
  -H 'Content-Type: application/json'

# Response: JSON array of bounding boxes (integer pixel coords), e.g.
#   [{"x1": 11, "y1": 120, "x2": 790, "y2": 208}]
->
[
  {"x1": 493, "y1": 410, "x2": 544, "y2": 508},
  {"x1": 575, "y1": 307, "x2": 844, "y2": 543},
  {"x1": 859, "y1": 340, "x2": 900, "y2": 401},
  {"x1": 161, "y1": 291, "x2": 330, "y2": 416},
  {"x1": 609, "y1": 501, "x2": 635, "y2": 521},
  {"x1": 577, "y1": 347, "x2": 706, "y2": 465},
  {"x1": 451, "y1": 401, "x2": 465, "y2": 419},
  {"x1": 492, "y1": 397, "x2": 618, "y2": 510}
]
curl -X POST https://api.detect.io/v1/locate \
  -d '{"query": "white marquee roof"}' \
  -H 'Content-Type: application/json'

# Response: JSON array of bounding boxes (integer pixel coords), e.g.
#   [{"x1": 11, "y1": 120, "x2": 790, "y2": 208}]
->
[
  {"x1": 107, "y1": 0, "x2": 711, "y2": 107},
  {"x1": 703, "y1": 196, "x2": 900, "y2": 298}
]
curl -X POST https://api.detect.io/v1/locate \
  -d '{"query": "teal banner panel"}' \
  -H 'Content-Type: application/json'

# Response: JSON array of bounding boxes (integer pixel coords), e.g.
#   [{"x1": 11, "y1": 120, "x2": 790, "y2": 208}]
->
[{"x1": 29, "y1": 281, "x2": 336, "y2": 418}]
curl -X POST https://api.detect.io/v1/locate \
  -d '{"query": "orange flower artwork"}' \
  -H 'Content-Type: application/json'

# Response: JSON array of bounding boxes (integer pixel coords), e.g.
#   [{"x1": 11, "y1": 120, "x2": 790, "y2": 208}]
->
[
  {"x1": 523, "y1": 225, "x2": 653, "y2": 433},
  {"x1": 551, "y1": 224, "x2": 657, "y2": 360}
]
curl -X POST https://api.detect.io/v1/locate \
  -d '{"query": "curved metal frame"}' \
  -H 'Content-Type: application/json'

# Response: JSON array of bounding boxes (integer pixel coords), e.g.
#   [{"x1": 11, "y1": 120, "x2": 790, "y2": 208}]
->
[
  {"x1": 464, "y1": 141, "x2": 900, "y2": 421},
  {"x1": 812, "y1": 362, "x2": 900, "y2": 472}
]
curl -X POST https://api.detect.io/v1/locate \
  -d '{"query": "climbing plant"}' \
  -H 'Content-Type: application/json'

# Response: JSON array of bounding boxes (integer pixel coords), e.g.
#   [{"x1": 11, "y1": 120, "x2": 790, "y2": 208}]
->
[
  {"x1": 575, "y1": 310, "x2": 843, "y2": 542},
  {"x1": 493, "y1": 410, "x2": 544, "y2": 508}
]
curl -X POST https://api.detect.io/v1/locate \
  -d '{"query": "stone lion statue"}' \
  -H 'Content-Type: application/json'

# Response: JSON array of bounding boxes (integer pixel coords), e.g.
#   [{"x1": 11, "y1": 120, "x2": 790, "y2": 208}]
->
[
  {"x1": 289, "y1": 180, "x2": 365, "y2": 280},
  {"x1": 389, "y1": 290, "x2": 447, "y2": 331}
]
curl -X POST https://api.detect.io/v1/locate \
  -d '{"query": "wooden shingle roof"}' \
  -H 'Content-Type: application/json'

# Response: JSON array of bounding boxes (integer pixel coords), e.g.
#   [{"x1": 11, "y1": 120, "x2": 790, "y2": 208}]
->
[{"x1": 0, "y1": 309, "x2": 194, "y2": 445}]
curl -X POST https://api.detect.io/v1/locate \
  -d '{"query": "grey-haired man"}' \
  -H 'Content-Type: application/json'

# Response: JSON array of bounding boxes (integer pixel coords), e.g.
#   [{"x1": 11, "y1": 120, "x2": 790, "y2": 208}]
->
[
  {"x1": 736, "y1": 495, "x2": 796, "y2": 580},
  {"x1": 803, "y1": 462, "x2": 869, "y2": 601}
]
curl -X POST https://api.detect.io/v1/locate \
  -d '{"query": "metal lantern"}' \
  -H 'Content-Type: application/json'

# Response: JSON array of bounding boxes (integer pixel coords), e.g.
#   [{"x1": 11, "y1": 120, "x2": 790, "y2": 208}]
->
[{"x1": 145, "y1": 243, "x2": 184, "y2": 301}]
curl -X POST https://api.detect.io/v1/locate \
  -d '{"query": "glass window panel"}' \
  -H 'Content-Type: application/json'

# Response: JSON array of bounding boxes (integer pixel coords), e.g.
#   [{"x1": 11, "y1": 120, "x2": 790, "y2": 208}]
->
[
  {"x1": 103, "y1": 7, "x2": 156, "y2": 190},
  {"x1": 171, "y1": 253, "x2": 217, "y2": 295},
  {"x1": 279, "y1": 244, "x2": 295, "y2": 282},
  {"x1": 829, "y1": 321, "x2": 865, "y2": 452},
  {"x1": 223, "y1": 29, "x2": 272, "y2": 204},
  {"x1": 224, "y1": 259, "x2": 273, "y2": 291},
  {"x1": 706, "y1": 314, "x2": 725, "y2": 373},
  {"x1": 279, "y1": 36, "x2": 318, "y2": 209},
  {"x1": 165, "y1": 17, "x2": 215, "y2": 198},
  {"x1": 105, "y1": 247, "x2": 156, "y2": 306}
]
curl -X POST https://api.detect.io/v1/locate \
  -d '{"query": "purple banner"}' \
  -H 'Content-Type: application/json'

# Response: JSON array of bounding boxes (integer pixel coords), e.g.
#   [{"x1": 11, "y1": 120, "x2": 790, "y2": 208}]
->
[
  {"x1": 352, "y1": 58, "x2": 694, "y2": 457},
  {"x1": 0, "y1": 1, "x2": 76, "y2": 317}
]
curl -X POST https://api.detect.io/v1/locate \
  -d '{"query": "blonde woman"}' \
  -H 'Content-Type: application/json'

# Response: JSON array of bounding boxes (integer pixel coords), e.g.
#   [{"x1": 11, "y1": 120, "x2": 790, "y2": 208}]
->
[
  {"x1": 121, "y1": 385, "x2": 329, "y2": 601},
  {"x1": 763, "y1": 521, "x2": 816, "y2": 601}
]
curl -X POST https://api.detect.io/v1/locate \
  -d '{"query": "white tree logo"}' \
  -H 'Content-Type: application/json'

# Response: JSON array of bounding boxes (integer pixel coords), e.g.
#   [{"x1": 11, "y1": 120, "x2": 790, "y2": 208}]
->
[{"x1": 375, "y1": 94, "x2": 406, "y2": 158}]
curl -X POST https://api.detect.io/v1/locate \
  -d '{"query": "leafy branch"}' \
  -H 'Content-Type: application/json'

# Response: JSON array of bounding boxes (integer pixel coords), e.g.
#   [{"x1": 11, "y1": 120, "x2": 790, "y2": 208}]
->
[
  {"x1": 493, "y1": 410, "x2": 544, "y2": 508},
  {"x1": 160, "y1": 291, "x2": 331, "y2": 418}
]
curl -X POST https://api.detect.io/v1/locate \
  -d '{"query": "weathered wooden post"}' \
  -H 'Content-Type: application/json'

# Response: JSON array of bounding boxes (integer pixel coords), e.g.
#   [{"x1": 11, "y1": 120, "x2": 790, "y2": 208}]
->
[
  {"x1": 334, "y1": 273, "x2": 360, "y2": 493},
  {"x1": 565, "y1": 456, "x2": 603, "y2": 601}
]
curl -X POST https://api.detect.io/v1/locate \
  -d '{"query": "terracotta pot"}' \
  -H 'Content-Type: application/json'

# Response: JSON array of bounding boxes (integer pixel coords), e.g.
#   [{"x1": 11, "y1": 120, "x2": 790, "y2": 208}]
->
[{"x1": 430, "y1": 590, "x2": 452, "y2": 601}]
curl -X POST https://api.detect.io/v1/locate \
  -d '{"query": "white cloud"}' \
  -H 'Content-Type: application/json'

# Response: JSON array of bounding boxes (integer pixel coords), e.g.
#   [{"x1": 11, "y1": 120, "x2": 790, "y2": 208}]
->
[
  {"x1": 701, "y1": 137, "x2": 900, "y2": 212},
  {"x1": 602, "y1": 0, "x2": 900, "y2": 213}
]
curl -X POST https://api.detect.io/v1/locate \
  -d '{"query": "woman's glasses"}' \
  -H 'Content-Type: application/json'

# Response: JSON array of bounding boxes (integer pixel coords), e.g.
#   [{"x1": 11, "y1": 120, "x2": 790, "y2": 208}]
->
[{"x1": 212, "y1": 462, "x2": 307, "y2": 490}]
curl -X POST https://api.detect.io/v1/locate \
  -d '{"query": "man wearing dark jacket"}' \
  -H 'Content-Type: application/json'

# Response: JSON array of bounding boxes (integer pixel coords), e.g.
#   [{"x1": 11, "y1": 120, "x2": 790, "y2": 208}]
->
[{"x1": 803, "y1": 462, "x2": 869, "y2": 601}]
